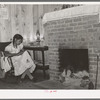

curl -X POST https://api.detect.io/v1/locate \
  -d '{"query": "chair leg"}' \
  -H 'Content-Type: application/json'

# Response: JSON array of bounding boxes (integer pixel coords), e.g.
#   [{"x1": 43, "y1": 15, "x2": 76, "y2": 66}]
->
[{"x1": 43, "y1": 70, "x2": 46, "y2": 79}]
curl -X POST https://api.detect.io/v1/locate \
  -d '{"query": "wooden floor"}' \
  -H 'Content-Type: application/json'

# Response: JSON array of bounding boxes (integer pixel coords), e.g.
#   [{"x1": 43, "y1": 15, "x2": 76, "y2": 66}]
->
[
  {"x1": 0, "y1": 70, "x2": 88, "y2": 89},
  {"x1": 0, "y1": 70, "x2": 50, "y2": 89}
]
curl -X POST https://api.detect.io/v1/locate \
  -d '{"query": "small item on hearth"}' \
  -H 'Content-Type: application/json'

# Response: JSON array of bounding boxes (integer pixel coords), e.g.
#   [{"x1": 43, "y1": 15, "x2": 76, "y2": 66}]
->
[
  {"x1": 59, "y1": 69, "x2": 66, "y2": 83},
  {"x1": 59, "y1": 65, "x2": 74, "y2": 83},
  {"x1": 80, "y1": 76, "x2": 94, "y2": 89},
  {"x1": 59, "y1": 75, "x2": 65, "y2": 83},
  {"x1": 62, "y1": 69, "x2": 66, "y2": 77},
  {"x1": 82, "y1": 70, "x2": 89, "y2": 77},
  {"x1": 73, "y1": 70, "x2": 89, "y2": 79},
  {"x1": 66, "y1": 69, "x2": 71, "y2": 77}
]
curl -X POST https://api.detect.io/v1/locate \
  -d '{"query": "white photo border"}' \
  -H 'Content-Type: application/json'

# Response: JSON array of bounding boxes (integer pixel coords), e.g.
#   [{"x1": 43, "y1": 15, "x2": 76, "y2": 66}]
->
[{"x1": 0, "y1": 2, "x2": 100, "y2": 99}]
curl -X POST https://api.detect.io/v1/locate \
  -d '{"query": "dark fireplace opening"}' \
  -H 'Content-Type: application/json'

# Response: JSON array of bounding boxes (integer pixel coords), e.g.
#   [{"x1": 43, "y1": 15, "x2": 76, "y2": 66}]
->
[{"x1": 59, "y1": 49, "x2": 89, "y2": 73}]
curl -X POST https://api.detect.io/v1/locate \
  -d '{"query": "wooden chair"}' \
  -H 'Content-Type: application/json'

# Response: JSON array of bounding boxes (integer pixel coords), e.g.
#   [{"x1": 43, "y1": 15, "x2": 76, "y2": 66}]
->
[
  {"x1": 0, "y1": 42, "x2": 19, "y2": 83},
  {"x1": 0, "y1": 42, "x2": 11, "y2": 52}
]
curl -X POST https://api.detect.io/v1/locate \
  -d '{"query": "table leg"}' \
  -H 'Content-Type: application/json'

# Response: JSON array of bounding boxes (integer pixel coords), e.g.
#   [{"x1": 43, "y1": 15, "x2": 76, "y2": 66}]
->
[
  {"x1": 42, "y1": 51, "x2": 46, "y2": 78},
  {"x1": 33, "y1": 51, "x2": 35, "y2": 60}
]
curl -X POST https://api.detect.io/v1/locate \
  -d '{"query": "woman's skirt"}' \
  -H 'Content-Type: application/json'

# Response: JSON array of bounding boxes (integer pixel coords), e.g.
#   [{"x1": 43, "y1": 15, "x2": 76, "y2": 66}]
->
[{"x1": 1, "y1": 51, "x2": 36, "y2": 76}]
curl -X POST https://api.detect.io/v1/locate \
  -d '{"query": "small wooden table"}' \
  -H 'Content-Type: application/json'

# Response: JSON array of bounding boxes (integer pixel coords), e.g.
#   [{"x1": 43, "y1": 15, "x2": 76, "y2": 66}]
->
[{"x1": 24, "y1": 45, "x2": 49, "y2": 78}]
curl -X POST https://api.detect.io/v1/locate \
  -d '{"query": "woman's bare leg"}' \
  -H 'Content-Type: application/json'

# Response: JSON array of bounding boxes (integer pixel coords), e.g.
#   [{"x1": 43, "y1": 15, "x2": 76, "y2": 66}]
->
[
  {"x1": 21, "y1": 70, "x2": 27, "y2": 79},
  {"x1": 26, "y1": 69, "x2": 33, "y2": 80},
  {"x1": 21, "y1": 69, "x2": 33, "y2": 80}
]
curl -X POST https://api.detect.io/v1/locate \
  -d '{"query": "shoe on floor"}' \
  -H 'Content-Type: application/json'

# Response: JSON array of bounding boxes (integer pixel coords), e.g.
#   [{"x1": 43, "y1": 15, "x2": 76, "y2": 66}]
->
[{"x1": 30, "y1": 77, "x2": 37, "y2": 82}]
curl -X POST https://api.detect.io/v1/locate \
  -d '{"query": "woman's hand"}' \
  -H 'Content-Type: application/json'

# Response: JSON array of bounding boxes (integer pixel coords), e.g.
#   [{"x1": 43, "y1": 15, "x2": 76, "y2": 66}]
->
[{"x1": 16, "y1": 49, "x2": 25, "y2": 56}]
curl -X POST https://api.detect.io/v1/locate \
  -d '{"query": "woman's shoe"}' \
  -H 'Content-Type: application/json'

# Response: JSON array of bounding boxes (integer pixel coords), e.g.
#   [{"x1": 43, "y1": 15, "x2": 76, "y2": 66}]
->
[
  {"x1": 17, "y1": 76, "x2": 24, "y2": 83},
  {"x1": 30, "y1": 77, "x2": 37, "y2": 82}
]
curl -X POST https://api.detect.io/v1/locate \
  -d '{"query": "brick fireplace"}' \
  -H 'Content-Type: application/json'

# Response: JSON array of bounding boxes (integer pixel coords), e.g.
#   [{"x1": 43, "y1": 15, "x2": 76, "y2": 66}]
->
[{"x1": 43, "y1": 5, "x2": 100, "y2": 88}]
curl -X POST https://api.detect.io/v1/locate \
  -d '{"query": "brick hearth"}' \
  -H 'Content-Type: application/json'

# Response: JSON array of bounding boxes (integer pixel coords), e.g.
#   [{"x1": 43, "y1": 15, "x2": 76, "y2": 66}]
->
[{"x1": 43, "y1": 5, "x2": 100, "y2": 88}]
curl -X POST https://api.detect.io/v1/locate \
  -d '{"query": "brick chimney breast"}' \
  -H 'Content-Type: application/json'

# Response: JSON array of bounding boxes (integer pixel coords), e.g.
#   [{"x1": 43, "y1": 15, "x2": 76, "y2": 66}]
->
[{"x1": 43, "y1": 5, "x2": 100, "y2": 89}]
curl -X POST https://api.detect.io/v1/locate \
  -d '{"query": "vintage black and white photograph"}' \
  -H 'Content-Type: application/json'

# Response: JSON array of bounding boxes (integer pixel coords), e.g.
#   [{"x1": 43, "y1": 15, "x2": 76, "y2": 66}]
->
[{"x1": 0, "y1": 3, "x2": 100, "y2": 90}]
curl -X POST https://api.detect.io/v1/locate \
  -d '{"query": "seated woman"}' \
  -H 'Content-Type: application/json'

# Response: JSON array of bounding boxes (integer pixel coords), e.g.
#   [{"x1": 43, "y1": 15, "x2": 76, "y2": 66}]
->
[{"x1": 1, "y1": 34, "x2": 36, "y2": 82}]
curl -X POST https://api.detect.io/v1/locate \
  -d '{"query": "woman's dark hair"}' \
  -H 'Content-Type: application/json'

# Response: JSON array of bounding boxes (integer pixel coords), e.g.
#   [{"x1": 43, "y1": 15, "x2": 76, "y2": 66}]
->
[{"x1": 13, "y1": 34, "x2": 23, "y2": 45}]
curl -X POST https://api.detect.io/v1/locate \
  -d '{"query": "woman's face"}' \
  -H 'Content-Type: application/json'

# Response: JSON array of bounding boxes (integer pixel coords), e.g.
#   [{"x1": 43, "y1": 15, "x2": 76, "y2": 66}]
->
[{"x1": 15, "y1": 39, "x2": 22, "y2": 45}]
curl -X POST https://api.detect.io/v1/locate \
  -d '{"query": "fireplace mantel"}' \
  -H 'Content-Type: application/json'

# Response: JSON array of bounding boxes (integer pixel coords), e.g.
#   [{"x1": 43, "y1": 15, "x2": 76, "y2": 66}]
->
[{"x1": 43, "y1": 5, "x2": 100, "y2": 24}]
